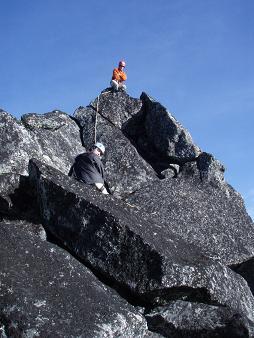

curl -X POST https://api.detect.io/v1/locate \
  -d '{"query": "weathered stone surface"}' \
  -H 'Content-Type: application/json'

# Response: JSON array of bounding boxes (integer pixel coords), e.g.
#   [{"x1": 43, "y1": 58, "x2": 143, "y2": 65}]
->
[
  {"x1": 0, "y1": 173, "x2": 40, "y2": 222},
  {"x1": 0, "y1": 173, "x2": 20, "y2": 217},
  {"x1": 140, "y1": 92, "x2": 200, "y2": 159},
  {"x1": 0, "y1": 111, "x2": 41, "y2": 175},
  {"x1": 0, "y1": 220, "x2": 151, "y2": 338},
  {"x1": 90, "y1": 89, "x2": 143, "y2": 128},
  {"x1": 181, "y1": 152, "x2": 225, "y2": 185},
  {"x1": 146, "y1": 301, "x2": 250, "y2": 337},
  {"x1": 2, "y1": 90, "x2": 254, "y2": 337},
  {"x1": 74, "y1": 94, "x2": 157, "y2": 197},
  {"x1": 126, "y1": 174, "x2": 254, "y2": 265},
  {"x1": 122, "y1": 93, "x2": 202, "y2": 175},
  {"x1": 0, "y1": 109, "x2": 84, "y2": 176},
  {"x1": 234, "y1": 258, "x2": 254, "y2": 296},
  {"x1": 196, "y1": 152, "x2": 225, "y2": 183},
  {"x1": 28, "y1": 159, "x2": 254, "y2": 330}
]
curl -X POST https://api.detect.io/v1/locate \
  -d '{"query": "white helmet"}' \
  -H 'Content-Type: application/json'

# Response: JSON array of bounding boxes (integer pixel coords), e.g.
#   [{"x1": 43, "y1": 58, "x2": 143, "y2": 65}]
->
[{"x1": 95, "y1": 142, "x2": 105, "y2": 154}]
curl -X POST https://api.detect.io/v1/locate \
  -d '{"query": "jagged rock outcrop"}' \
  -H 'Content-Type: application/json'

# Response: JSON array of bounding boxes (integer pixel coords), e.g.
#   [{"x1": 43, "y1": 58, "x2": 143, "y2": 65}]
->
[
  {"x1": 74, "y1": 91, "x2": 204, "y2": 180},
  {"x1": 73, "y1": 91, "x2": 254, "y2": 265},
  {"x1": 1, "y1": 89, "x2": 254, "y2": 337},
  {"x1": 181, "y1": 152, "x2": 225, "y2": 184},
  {"x1": 122, "y1": 92, "x2": 201, "y2": 175},
  {"x1": 0, "y1": 109, "x2": 84, "y2": 176},
  {"x1": 28, "y1": 159, "x2": 254, "y2": 335},
  {"x1": 126, "y1": 173, "x2": 254, "y2": 265},
  {"x1": 0, "y1": 220, "x2": 153, "y2": 337}
]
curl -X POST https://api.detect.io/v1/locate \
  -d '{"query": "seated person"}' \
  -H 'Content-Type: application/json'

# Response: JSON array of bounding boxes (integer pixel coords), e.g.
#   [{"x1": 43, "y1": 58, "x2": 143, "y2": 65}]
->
[{"x1": 110, "y1": 60, "x2": 127, "y2": 92}]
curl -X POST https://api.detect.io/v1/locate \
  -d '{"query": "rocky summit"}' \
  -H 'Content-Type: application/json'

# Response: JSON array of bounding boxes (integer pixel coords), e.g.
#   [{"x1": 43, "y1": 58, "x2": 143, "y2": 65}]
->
[{"x1": 0, "y1": 91, "x2": 254, "y2": 337}]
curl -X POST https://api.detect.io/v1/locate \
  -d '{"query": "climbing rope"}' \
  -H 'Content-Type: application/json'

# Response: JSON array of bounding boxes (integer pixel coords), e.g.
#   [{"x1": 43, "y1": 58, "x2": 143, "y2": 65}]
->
[
  {"x1": 94, "y1": 90, "x2": 112, "y2": 144},
  {"x1": 94, "y1": 94, "x2": 100, "y2": 144}
]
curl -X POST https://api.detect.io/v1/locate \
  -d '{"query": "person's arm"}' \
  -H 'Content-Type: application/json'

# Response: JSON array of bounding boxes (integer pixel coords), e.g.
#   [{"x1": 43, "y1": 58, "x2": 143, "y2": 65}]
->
[
  {"x1": 112, "y1": 68, "x2": 121, "y2": 81},
  {"x1": 119, "y1": 71, "x2": 127, "y2": 82},
  {"x1": 93, "y1": 156, "x2": 105, "y2": 180}
]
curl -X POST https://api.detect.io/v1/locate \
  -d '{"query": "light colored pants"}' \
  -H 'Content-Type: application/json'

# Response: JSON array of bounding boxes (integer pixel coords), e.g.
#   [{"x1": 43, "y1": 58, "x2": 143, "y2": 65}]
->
[
  {"x1": 95, "y1": 182, "x2": 109, "y2": 195},
  {"x1": 110, "y1": 80, "x2": 127, "y2": 92}
]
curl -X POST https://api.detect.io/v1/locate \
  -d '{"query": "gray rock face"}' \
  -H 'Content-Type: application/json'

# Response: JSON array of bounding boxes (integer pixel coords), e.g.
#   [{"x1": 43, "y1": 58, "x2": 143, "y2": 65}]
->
[
  {"x1": 140, "y1": 92, "x2": 200, "y2": 159},
  {"x1": 28, "y1": 159, "x2": 254, "y2": 332},
  {"x1": 0, "y1": 111, "x2": 41, "y2": 175},
  {"x1": 234, "y1": 258, "x2": 254, "y2": 296},
  {"x1": 146, "y1": 301, "x2": 250, "y2": 337},
  {"x1": 0, "y1": 110, "x2": 84, "y2": 176},
  {"x1": 126, "y1": 175, "x2": 254, "y2": 265},
  {"x1": 1, "y1": 90, "x2": 254, "y2": 337},
  {"x1": 180, "y1": 152, "x2": 226, "y2": 187},
  {"x1": 122, "y1": 93, "x2": 203, "y2": 176},
  {"x1": 0, "y1": 220, "x2": 150, "y2": 338},
  {"x1": 74, "y1": 93, "x2": 157, "y2": 197},
  {"x1": 92, "y1": 90, "x2": 143, "y2": 128}
]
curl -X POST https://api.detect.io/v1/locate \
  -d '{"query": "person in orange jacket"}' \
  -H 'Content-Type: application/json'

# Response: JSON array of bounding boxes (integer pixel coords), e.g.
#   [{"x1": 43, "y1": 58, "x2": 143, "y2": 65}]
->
[{"x1": 110, "y1": 60, "x2": 127, "y2": 92}]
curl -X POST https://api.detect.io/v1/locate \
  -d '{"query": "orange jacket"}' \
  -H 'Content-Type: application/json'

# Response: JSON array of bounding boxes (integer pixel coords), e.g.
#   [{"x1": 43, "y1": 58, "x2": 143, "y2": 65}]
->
[{"x1": 112, "y1": 68, "x2": 127, "y2": 82}]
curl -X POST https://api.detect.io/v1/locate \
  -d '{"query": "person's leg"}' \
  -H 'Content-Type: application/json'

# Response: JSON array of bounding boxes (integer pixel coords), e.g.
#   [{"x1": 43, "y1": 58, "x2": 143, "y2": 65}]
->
[
  {"x1": 118, "y1": 83, "x2": 127, "y2": 91},
  {"x1": 94, "y1": 182, "x2": 109, "y2": 194},
  {"x1": 110, "y1": 80, "x2": 119, "y2": 91}
]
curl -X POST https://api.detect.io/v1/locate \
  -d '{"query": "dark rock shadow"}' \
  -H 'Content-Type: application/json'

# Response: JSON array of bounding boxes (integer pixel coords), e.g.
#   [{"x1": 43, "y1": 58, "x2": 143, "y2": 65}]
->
[{"x1": 0, "y1": 175, "x2": 41, "y2": 224}]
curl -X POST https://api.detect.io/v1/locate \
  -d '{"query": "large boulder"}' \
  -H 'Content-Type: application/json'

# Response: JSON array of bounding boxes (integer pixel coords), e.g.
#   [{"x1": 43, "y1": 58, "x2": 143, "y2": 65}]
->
[
  {"x1": 0, "y1": 109, "x2": 84, "y2": 176},
  {"x1": 74, "y1": 93, "x2": 157, "y2": 197},
  {"x1": 0, "y1": 111, "x2": 41, "y2": 175},
  {"x1": 126, "y1": 174, "x2": 254, "y2": 265},
  {"x1": 122, "y1": 93, "x2": 202, "y2": 175},
  {"x1": 28, "y1": 159, "x2": 254, "y2": 334},
  {"x1": 0, "y1": 220, "x2": 153, "y2": 337},
  {"x1": 90, "y1": 89, "x2": 143, "y2": 128},
  {"x1": 139, "y1": 92, "x2": 200, "y2": 159}
]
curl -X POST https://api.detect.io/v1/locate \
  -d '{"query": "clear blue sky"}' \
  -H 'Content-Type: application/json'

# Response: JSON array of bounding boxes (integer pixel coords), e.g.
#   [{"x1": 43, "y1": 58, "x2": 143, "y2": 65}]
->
[{"x1": 1, "y1": 0, "x2": 253, "y2": 219}]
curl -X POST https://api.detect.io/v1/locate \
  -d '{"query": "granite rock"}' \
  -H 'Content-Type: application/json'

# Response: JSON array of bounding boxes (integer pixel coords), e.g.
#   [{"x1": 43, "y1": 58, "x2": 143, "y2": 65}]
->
[
  {"x1": 1, "y1": 89, "x2": 254, "y2": 337},
  {"x1": 140, "y1": 92, "x2": 200, "y2": 159},
  {"x1": 0, "y1": 173, "x2": 21, "y2": 217},
  {"x1": 89, "y1": 89, "x2": 143, "y2": 128},
  {"x1": 234, "y1": 258, "x2": 254, "y2": 296},
  {"x1": 28, "y1": 159, "x2": 254, "y2": 331},
  {"x1": 122, "y1": 93, "x2": 201, "y2": 176},
  {"x1": 0, "y1": 109, "x2": 84, "y2": 176},
  {"x1": 0, "y1": 220, "x2": 151, "y2": 338},
  {"x1": 0, "y1": 111, "x2": 41, "y2": 175},
  {"x1": 145, "y1": 301, "x2": 250, "y2": 337},
  {"x1": 126, "y1": 175, "x2": 254, "y2": 265},
  {"x1": 181, "y1": 152, "x2": 226, "y2": 185}
]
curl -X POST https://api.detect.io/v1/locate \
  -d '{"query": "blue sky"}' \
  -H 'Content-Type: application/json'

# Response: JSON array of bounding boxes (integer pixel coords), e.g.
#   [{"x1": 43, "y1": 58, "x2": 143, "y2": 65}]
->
[{"x1": 1, "y1": 0, "x2": 253, "y2": 219}]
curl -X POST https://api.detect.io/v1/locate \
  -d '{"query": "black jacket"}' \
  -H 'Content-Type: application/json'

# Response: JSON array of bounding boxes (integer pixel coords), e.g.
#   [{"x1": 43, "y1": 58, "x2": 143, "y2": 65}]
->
[{"x1": 69, "y1": 152, "x2": 105, "y2": 184}]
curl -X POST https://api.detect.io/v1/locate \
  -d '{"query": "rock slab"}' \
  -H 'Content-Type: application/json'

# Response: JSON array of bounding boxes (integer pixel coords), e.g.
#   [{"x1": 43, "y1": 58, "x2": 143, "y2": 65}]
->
[
  {"x1": 28, "y1": 159, "x2": 254, "y2": 335},
  {"x1": 0, "y1": 220, "x2": 151, "y2": 338}
]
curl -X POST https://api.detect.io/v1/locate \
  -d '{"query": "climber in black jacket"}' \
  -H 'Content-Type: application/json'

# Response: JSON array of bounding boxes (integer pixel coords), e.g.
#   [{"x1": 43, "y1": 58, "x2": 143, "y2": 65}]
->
[{"x1": 69, "y1": 142, "x2": 109, "y2": 194}]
